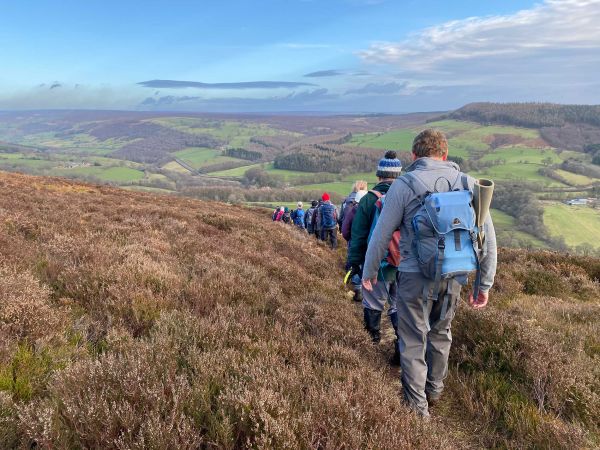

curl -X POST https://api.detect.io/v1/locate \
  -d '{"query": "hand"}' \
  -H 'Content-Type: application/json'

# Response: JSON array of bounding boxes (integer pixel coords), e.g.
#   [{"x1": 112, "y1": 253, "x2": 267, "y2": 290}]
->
[
  {"x1": 468, "y1": 290, "x2": 489, "y2": 309},
  {"x1": 362, "y1": 278, "x2": 377, "y2": 292}
]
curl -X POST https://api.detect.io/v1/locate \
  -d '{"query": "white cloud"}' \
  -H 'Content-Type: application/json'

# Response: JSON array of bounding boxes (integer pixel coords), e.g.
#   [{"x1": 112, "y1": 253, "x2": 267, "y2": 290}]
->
[
  {"x1": 0, "y1": 84, "x2": 141, "y2": 110},
  {"x1": 359, "y1": 0, "x2": 600, "y2": 82}
]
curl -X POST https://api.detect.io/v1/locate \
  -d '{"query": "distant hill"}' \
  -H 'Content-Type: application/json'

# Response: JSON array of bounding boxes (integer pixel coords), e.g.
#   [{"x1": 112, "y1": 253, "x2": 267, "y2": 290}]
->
[
  {"x1": 440, "y1": 102, "x2": 600, "y2": 150},
  {"x1": 0, "y1": 171, "x2": 598, "y2": 448}
]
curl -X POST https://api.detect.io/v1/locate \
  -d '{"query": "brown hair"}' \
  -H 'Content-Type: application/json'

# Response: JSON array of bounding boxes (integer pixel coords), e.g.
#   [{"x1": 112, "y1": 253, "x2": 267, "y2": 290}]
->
[{"x1": 412, "y1": 129, "x2": 448, "y2": 158}]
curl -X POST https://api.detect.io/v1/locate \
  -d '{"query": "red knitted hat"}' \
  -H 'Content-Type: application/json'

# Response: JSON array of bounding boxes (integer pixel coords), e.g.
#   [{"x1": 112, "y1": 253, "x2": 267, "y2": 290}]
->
[{"x1": 322, "y1": 192, "x2": 330, "y2": 201}]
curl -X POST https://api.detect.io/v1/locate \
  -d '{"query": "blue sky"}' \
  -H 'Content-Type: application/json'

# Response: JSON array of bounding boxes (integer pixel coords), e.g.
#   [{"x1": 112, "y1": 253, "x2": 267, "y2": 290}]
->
[{"x1": 1, "y1": 0, "x2": 599, "y2": 112}]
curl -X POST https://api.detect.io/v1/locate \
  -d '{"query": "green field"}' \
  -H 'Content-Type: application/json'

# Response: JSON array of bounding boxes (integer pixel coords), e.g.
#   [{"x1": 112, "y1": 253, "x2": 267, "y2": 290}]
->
[
  {"x1": 544, "y1": 203, "x2": 600, "y2": 248},
  {"x1": 173, "y1": 147, "x2": 240, "y2": 169},
  {"x1": 149, "y1": 118, "x2": 297, "y2": 147},
  {"x1": 481, "y1": 147, "x2": 562, "y2": 164},
  {"x1": 490, "y1": 209, "x2": 548, "y2": 248},
  {"x1": 0, "y1": 152, "x2": 27, "y2": 160},
  {"x1": 14, "y1": 132, "x2": 124, "y2": 155},
  {"x1": 349, "y1": 130, "x2": 416, "y2": 151},
  {"x1": 553, "y1": 169, "x2": 596, "y2": 186},
  {"x1": 57, "y1": 166, "x2": 144, "y2": 182},
  {"x1": 299, "y1": 181, "x2": 365, "y2": 197},
  {"x1": 470, "y1": 163, "x2": 567, "y2": 187},
  {"x1": 208, "y1": 162, "x2": 339, "y2": 182},
  {"x1": 208, "y1": 163, "x2": 263, "y2": 178},
  {"x1": 0, "y1": 156, "x2": 57, "y2": 169}
]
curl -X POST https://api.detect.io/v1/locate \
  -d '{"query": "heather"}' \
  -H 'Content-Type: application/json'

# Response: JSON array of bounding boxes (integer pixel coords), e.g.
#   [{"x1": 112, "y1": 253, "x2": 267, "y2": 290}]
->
[{"x1": 0, "y1": 171, "x2": 598, "y2": 449}]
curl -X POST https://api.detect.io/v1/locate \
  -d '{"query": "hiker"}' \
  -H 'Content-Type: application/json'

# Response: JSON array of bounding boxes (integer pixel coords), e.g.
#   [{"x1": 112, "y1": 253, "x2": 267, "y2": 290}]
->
[
  {"x1": 341, "y1": 189, "x2": 368, "y2": 302},
  {"x1": 341, "y1": 189, "x2": 368, "y2": 243},
  {"x1": 339, "y1": 181, "x2": 368, "y2": 231},
  {"x1": 274, "y1": 206, "x2": 284, "y2": 222},
  {"x1": 319, "y1": 193, "x2": 339, "y2": 249},
  {"x1": 293, "y1": 202, "x2": 305, "y2": 229},
  {"x1": 312, "y1": 199, "x2": 324, "y2": 241},
  {"x1": 362, "y1": 130, "x2": 497, "y2": 418},
  {"x1": 347, "y1": 150, "x2": 402, "y2": 361},
  {"x1": 304, "y1": 200, "x2": 318, "y2": 235},
  {"x1": 281, "y1": 207, "x2": 291, "y2": 224}
]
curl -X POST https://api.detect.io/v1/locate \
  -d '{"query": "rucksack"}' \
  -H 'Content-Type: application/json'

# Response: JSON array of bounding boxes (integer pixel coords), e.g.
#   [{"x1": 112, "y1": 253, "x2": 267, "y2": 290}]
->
[
  {"x1": 400, "y1": 172, "x2": 482, "y2": 309},
  {"x1": 320, "y1": 203, "x2": 337, "y2": 229},
  {"x1": 294, "y1": 208, "x2": 305, "y2": 226},
  {"x1": 339, "y1": 196, "x2": 354, "y2": 226},
  {"x1": 282, "y1": 212, "x2": 291, "y2": 224},
  {"x1": 305, "y1": 207, "x2": 316, "y2": 230},
  {"x1": 367, "y1": 190, "x2": 401, "y2": 268}
]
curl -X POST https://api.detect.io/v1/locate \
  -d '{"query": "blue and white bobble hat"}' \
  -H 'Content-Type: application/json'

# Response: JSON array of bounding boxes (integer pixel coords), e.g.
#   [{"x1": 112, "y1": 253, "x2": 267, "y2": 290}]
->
[{"x1": 376, "y1": 150, "x2": 402, "y2": 179}]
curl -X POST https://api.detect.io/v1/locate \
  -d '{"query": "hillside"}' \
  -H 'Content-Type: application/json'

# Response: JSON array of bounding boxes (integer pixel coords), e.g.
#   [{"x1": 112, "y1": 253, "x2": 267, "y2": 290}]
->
[
  {"x1": 0, "y1": 109, "x2": 598, "y2": 252},
  {"x1": 444, "y1": 102, "x2": 600, "y2": 150},
  {"x1": 0, "y1": 171, "x2": 599, "y2": 449}
]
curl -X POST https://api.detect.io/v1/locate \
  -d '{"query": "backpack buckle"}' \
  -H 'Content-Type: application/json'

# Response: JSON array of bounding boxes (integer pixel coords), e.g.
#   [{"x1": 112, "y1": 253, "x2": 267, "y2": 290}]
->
[{"x1": 438, "y1": 237, "x2": 445, "y2": 249}]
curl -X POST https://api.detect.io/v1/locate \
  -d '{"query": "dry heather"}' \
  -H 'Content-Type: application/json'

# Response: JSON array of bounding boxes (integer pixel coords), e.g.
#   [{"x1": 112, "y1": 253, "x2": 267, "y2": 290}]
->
[
  {"x1": 0, "y1": 172, "x2": 442, "y2": 449},
  {"x1": 0, "y1": 171, "x2": 598, "y2": 449}
]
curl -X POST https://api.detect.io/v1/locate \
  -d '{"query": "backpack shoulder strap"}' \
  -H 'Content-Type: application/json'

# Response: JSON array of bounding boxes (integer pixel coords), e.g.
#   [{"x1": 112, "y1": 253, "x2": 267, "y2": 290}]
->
[
  {"x1": 451, "y1": 171, "x2": 470, "y2": 191},
  {"x1": 399, "y1": 172, "x2": 429, "y2": 202},
  {"x1": 369, "y1": 189, "x2": 383, "y2": 199},
  {"x1": 461, "y1": 173, "x2": 470, "y2": 191}
]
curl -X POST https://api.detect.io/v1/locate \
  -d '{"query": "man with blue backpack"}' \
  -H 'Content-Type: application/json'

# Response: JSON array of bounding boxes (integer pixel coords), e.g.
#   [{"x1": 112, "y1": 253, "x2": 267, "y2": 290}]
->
[
  {"x1": 319, "y1": 193, "x2": 338, "y2": 249},
  {"x1": 362, "y1": 129, "x2": 497, "y2": 418},
  {"x1": 347, "y1": 151, "x2": 402, "y2": 361}
]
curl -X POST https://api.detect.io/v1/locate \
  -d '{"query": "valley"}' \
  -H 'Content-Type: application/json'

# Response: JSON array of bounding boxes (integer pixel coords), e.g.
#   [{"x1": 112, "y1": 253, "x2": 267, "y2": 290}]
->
[{"x1": 0, "y1": 105, "x2": 598, "y2": 252}]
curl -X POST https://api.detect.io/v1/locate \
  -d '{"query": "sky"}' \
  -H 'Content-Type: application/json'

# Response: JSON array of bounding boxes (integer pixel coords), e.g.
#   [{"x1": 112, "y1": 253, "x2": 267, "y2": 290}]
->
[{"x1": 1, "y1": 0, "x2": 599, "y2": 113}]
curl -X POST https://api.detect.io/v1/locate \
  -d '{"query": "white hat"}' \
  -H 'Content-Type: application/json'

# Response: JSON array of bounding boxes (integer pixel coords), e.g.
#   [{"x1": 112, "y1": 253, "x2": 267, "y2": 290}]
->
[
  {"x1": 297, "y1": 201, "x2": 303, "y2": 208},
  {"x1": 354, "y1": 190, "x2": 368, "y2": 204}
]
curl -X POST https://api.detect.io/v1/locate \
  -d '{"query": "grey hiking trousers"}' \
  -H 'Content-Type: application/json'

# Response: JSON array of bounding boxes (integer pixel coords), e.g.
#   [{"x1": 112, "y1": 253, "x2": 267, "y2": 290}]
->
[{"x1": 395, "y1": 271, "x2": 461, "y2": 417}]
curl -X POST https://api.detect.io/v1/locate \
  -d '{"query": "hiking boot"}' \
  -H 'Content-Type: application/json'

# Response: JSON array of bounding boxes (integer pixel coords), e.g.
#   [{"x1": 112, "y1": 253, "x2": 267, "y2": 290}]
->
[
  {"x1": 353, "y1": 290, "x2": 363, "y2": 303},
  {"x1": 426, "y1": 392, "x2": 442, "y2": 409},
  {"x1": 363, "y1": 308, "x2": 382, "y2": 343}
]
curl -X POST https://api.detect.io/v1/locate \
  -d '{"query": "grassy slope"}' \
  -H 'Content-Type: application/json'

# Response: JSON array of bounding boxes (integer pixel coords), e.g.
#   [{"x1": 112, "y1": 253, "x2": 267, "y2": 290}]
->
[
  {"x1": 149, "y1": 117, "x2": 297, "y2": 147},
  {"x1": 491, "y1": 209, "x2": 548, "y2": 248},
  {"x1": 0, "y1": 172, "x2": 598, "y2": 449},
  {"x1": 544, "y1": 204, "x2": 600, "y2": 248},
  {"x1": 172, "y1": 147, "x2": 240, "y2": 169}
]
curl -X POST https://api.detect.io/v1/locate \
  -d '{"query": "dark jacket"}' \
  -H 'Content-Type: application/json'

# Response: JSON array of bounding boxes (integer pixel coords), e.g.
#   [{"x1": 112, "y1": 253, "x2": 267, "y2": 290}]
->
[
  {"x1": 338, "y1": 192, "x2": 356, "y2": 227},
  {"x1": 341, "y1": 204, "x2": 357, "y2": 242},
  {"x1": 348, "y1": 181, "x2": 393, "y2": 281}
]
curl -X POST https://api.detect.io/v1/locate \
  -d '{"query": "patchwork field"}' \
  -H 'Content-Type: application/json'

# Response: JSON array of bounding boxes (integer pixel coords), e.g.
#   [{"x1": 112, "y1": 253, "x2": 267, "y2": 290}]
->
[
  {"x1": 172, "y1": 147, "x2": 240, "y2": 169},
  {"x1": 0, "y1": 111, "x2": 597, "y2": 252}
]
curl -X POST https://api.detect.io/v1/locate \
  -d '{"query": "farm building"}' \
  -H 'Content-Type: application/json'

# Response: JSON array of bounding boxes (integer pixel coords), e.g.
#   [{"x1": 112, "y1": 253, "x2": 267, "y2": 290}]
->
[{"x1": 565, "y1": 198, "x2": 589, "y2": 206}]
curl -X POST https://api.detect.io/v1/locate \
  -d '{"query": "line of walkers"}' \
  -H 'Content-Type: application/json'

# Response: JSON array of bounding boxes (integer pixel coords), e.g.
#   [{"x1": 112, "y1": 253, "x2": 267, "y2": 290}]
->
[
  {"x1": 273, "y1": 131, "x2": 498, "y2": 419},
  {"x1": 272, "y1": 193, "x2": 340, "y2": 249},
  {"x1": 349, "y1": 132, "x2": 497, "y2": 419}
]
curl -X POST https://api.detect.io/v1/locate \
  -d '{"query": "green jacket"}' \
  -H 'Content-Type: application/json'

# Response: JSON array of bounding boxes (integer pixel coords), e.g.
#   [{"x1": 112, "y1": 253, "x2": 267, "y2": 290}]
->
[{"x1": 347, "y1": 181, "x2": 395, "y2": 282}]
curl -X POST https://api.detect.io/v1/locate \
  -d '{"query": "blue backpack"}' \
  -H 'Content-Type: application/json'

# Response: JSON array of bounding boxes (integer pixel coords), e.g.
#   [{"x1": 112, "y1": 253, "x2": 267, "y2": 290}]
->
[
  {"x1": 320, "y1": 203, "x2": 337, "y2": 229},
  {"x1": 294, "y1": 208, "x2": 305, "y2": 227},
  {"x1": 401, "y1": 172, "x2": 482, "y2": 320}
]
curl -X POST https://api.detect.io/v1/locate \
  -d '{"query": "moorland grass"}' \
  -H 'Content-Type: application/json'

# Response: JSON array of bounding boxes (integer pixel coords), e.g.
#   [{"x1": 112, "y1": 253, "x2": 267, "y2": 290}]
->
[
  {"x1": 0, "y1": 171, "x2": 598, "y2": 448},
  {"x1": 0, "y1": 171, "x2": 446, "y2": 449}
]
